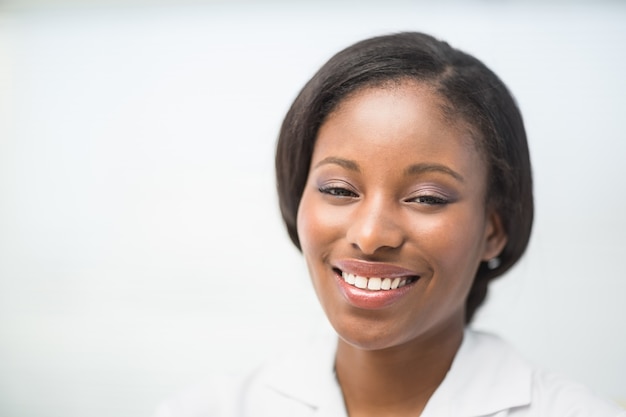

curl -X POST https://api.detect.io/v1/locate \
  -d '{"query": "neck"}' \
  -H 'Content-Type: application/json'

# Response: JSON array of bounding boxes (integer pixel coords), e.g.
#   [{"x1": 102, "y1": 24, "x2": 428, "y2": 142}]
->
[{"x1": 334, "y1": 322, "x2": 464, "y2": 417}]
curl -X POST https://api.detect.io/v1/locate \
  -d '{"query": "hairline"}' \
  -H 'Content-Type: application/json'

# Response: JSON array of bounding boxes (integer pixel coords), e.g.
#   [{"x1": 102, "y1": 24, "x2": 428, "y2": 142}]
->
[{"x1": 318, "y1": 77, "x2": 493, "y2": 205}]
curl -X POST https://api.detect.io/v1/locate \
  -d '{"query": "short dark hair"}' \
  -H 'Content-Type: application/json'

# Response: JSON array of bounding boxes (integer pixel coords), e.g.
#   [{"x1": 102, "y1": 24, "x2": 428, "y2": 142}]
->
[{"x1": 275, "y1": 32, "x2": 533, "y2": 323}]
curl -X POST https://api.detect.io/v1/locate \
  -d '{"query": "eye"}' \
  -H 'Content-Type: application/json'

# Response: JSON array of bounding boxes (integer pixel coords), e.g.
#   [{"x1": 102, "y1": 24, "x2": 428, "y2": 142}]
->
[
  {"x1": 318, "y1": 185, "x2": 359, "y2": 198},
  {"x1": 407, "y1": 194, "x2": 449, "y2": 205}
]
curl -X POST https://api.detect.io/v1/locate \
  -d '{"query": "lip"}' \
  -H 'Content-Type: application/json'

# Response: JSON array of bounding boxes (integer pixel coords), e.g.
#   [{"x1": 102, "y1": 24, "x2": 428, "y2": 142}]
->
[
  {"x1": 334, "y1": 259, "x2": 418, "y2": 278},
  {"x1": 333, "y1": 259, "x2": 420, "y2": 310}
]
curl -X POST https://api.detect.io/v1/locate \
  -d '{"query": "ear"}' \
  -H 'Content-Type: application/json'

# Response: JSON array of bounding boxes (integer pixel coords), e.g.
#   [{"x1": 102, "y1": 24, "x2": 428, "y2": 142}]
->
[{"x1": 482, "y1": 210, "x2": 508, "y2": 261}]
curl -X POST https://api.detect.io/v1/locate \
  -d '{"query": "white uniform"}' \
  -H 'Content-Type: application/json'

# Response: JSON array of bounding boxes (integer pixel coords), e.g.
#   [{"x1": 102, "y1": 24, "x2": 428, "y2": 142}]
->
[{"x1": 154, "y1": 330, "x2": 625, "y2": 417}]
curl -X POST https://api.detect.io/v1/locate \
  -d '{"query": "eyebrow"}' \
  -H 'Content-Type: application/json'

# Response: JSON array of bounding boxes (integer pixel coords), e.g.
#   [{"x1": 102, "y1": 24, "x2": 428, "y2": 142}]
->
[
  {"x1": 404, "y1": 163, "x2": 464, "y2": 182},
  {"x1": 314, "y1": 157, "x2": 361, "y2": 172},
  {"x1": 313, "y1": 157, "x2": 464, "y2": 182}
]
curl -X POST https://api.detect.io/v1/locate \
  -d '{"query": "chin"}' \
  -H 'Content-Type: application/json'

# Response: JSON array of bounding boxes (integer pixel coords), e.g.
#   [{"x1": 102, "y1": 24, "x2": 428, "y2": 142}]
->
[
  {"x1": 330, "y1": 315, "x2": 419, "y2": 352},
  {"x1": 330, "y1": 307, "x2": 467, "y2": 353}
]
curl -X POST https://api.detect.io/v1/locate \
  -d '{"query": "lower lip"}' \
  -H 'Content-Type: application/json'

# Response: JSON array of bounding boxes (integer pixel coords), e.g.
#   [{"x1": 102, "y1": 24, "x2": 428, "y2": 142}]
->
[{"x1": 335, "y1": 272, "x2": 416, "y2": 310}]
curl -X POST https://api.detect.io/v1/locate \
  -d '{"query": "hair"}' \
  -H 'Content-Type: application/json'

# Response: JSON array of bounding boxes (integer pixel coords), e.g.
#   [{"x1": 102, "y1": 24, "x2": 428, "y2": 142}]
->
[{"x1": 275, "y1": 32, "x2": 533, "y2": 323}]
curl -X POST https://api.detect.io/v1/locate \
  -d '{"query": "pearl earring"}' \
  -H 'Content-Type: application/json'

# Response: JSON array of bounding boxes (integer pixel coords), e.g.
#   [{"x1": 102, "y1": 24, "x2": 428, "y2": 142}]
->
[{"x1": 487, "y1": 257, "x2": 501, "y2": 270}]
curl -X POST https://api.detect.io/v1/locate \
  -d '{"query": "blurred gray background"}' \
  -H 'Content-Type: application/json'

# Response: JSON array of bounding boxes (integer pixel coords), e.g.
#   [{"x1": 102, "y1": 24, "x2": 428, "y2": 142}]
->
[{"x1": 1, "y1": 1, "x2": 625, "y2": 416}]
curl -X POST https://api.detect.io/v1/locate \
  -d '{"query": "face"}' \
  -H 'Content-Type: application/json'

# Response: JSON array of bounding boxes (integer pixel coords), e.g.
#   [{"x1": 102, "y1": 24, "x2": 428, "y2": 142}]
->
[{"x1": 296, "y1": 82, "x2": 507, "y2": 351}]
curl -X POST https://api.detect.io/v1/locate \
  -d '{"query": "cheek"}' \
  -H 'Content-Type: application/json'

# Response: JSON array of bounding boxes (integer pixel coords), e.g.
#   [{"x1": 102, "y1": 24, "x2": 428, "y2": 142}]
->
[
  {"x1": 295, "y1": 191, "x2": 314, "y2": 254},
  {"x1": 296, "y1": 189, "x2": 335, "y2": 258},
  {"x1": 413, "y1": 206, "x2": 487, "y2": 273},
  {"x1": 296, "y1": 190, "x2": 343, "y2": 300},
  {"x1": 296, "y1": 190, "x2": 343, "y2": 255}
]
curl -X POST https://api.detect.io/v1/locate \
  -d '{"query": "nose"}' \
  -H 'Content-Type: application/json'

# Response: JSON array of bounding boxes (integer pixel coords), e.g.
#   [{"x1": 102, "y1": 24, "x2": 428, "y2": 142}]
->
[{"x1": 346, "y1": 197, "x2": 405, "y2": 255}]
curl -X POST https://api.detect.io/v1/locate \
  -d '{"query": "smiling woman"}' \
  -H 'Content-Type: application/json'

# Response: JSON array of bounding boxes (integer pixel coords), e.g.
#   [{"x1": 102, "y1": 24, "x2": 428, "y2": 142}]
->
[
  {"x1": 276, "y1": 34, "x2": 533, "y2": 329},
  {"x1": 154, "y1": 32, "x2": 625, "y2": 417},
  {"x1": 296, "y1": 83, "x2": 505, "y2": 359}
]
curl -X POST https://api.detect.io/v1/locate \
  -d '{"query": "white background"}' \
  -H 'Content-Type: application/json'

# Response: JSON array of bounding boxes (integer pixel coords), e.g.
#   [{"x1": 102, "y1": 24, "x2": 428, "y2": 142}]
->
[{"x1": 1, "y1": 1, "x2": 625, "y2": 416}]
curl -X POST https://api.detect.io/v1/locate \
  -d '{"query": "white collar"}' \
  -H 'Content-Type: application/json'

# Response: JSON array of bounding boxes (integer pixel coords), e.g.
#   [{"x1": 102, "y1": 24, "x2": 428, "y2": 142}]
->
[
  {"x1": 259, "y1": 329, "x2": 532, "y2": 416},
  {"x1": 423, "y1": 330, "x2": 532, "y2": 416},
  {"x1": 260, "y1": 330, "x2": 341, "y2": 413}
]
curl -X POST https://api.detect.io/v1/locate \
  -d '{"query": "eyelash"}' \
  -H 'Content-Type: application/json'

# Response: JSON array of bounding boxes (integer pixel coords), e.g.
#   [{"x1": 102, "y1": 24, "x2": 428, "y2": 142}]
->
[
  {"x1": 407, "y1": 195, "x2": 449, "y2": 205},
  {"x1": 318, "y1": 185, "x2": 450, "y2": 206},
  {"x1": 318, "y1": 185, "x2": 358, "y2": 198}
]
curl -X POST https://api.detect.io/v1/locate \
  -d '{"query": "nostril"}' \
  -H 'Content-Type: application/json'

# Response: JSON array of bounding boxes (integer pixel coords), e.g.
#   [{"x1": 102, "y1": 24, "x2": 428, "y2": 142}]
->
[{"x1": 346, "y1": 217, "x2": 406, "y2": 256}]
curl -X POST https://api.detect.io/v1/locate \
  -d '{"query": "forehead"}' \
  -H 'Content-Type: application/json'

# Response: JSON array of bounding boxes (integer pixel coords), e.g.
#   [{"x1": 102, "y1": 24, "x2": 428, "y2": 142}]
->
[
  {"x1": 320, "y1": 81, "x2": 481, "y2": 157},
  {"x1": 326, "y1": 80, "x2": 481, "y2": 153},
  {"x1": 311, "y1": 82, "x2": 488, "y2": 186}
]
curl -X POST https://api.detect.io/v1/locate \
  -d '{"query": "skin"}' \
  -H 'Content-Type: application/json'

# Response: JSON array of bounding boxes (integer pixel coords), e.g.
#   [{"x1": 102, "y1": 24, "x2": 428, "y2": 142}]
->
[{"x1": 296, "y1": 81, "x2": 507, "y2": 416}]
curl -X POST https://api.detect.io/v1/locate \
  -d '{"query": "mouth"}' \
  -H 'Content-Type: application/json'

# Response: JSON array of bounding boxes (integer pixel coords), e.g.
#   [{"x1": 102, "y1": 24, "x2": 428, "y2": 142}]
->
[{"x1": 333, "y1": 268, "x2": 420, "y2": 291}]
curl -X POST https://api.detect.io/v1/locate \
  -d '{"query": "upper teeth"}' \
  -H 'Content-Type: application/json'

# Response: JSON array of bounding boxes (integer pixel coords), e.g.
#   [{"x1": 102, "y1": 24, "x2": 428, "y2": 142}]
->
[{"x1": 341, "y1": 272, "x2": 411, "y2": 291}]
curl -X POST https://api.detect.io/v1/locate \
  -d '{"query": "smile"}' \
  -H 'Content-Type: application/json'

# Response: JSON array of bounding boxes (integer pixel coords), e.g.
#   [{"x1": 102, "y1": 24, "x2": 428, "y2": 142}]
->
[{"x1": 340, "y1": 270, "x2": 419, "y2": 291}]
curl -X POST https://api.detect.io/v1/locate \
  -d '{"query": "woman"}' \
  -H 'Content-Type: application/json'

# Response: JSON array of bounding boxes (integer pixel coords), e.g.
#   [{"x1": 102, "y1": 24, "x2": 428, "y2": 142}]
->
[{"x1": 156, "y1": 32, "x2": 624, "y2": 417}]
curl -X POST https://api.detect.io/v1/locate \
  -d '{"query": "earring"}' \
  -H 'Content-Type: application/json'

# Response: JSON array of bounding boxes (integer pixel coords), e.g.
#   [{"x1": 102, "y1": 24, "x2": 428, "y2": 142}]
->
[{"x1": 487, "y1": 257, "x2": 501, "y2": 270}]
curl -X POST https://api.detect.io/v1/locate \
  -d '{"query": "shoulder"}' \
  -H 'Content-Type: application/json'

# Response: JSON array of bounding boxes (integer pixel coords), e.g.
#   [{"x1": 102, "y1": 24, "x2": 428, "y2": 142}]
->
[
  {"x1": 151, "y1": 331, "x2": 341, "y2": 417},
  {"x1": 523, "y1": 369, "x2": 625, "y2": 417},
  {"x1": 458, "y1": 330, "x2": 625, "y2": 417}
]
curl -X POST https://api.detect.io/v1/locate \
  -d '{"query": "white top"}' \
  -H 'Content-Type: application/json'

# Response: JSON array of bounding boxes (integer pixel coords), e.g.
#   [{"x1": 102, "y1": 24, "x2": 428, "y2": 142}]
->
[{"x1": 153, "y1": 330, "x2": 625, "y2": 417}]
